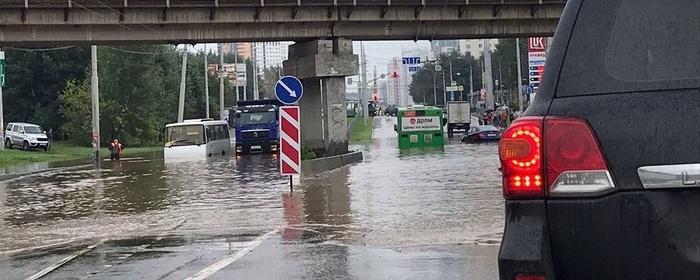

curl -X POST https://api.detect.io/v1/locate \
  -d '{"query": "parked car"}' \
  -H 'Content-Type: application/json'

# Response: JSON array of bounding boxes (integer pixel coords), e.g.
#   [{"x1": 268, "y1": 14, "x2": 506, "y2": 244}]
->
[
  {"x1": 498, "y1": 0, "x2": 699, "y2": 279},
  {"x1": 461, "y1": 125, "x2": 501, "y2": 143},
  {"x1": 4, "y1": 122, "x2": 49, "y2": 151}
]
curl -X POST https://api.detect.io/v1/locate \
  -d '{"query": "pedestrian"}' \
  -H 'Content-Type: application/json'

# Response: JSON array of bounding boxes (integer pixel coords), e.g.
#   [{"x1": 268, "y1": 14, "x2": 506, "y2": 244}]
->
[
  {"x1": 47, "y1": 128, "x2": 53, "y2": 151},
  {"x1": 108, "y1": 139, "x2": 124, "y2": 160}
]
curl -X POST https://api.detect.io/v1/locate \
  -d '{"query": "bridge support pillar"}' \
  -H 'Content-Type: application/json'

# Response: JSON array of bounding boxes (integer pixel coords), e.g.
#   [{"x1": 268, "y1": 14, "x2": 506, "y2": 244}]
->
[{"x1": 283, "y1": 39, "x2": 359, "y2": 157}]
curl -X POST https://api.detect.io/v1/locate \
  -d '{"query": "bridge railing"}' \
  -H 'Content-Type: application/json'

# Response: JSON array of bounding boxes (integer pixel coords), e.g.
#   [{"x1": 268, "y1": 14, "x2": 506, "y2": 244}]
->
[{"x1": 0, "y1": 0, "x2": 566, "y2": 8}]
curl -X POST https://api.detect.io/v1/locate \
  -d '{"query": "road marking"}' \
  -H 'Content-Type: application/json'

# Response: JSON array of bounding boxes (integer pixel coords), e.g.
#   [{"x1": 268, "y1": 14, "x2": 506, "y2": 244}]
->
[
  {"x1": 25, "y1": 239, "x2": 106, "y2": 280},
  {"x1": 183, "y1": 229, "x2": 279, "y2": 280}
]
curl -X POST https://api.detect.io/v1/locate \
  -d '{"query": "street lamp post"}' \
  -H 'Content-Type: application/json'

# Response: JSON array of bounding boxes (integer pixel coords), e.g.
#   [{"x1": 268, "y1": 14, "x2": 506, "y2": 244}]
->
[
  {"x1": 432, "y1": 64, "x2": 437, "y2": 106},
  {"x1": 441, "y1": 70, "x2": 447, "y2": 106}
]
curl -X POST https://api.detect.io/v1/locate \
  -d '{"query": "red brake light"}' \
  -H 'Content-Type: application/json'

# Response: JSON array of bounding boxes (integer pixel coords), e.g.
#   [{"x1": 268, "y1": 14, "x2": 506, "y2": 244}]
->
[
  {"x1": 544, "y1": 117, "x2": 613, "y2": 196},
  {"x1": 499, "y1": 117, "x2": 544, "y2": 199},
  {"x1": 499, "y1": 116, "x2": 613, "y2": 199}
]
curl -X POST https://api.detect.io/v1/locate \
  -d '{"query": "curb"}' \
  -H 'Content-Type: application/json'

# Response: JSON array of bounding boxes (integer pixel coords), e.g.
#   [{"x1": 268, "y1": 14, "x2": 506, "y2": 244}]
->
[{"x1": 301, "y1": 151, "x2": 363, "y2": 176}]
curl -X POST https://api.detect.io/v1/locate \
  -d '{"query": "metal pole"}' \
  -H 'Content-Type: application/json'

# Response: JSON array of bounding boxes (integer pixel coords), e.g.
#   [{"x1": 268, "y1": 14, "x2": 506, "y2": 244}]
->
[
  {"x1": 91, "y1": 46, "x2": 101, "y2": 161},
  {"x1": 218, "y1": 43, "x2": 225, "y2": 120},
  {"x1": 515, "y1": 38, "x2": 524, "y2": 113},
  {"x1": 361, "y1": 42, "x2": 368, "y2": 119},
  {"x1": 178, "y1": 45, "x2": 188, "y2": 123},
  {"x1": 483, "y1": 39, "x2": 495, "y2": 110},
  {"x1": 252, "y1": 43, "x2": 259, "y2": 100},
  {"x1": 441, "y1": 70, "x2": 447, "y2": 106},
  {"x1": 0, "y1": 49, "x2": 4, "y2": 150},
  {"x1": 432, "y1": 67, "x2": 437, "y2": 106},
  {"x1": 469, "y1": 64, "x2": 474, "y2": 106},
  {"x1": 204, "y1": 45, "x2": 210, "y2": 119},
  {"x1": 234, "y1": 43, "x2": 240, "y2": 104}
]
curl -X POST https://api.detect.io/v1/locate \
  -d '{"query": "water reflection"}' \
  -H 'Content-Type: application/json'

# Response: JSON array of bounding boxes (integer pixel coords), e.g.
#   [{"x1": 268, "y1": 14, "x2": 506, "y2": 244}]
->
[{"x1": 0, "y1": 116, "x2": 503, "y2": 255}]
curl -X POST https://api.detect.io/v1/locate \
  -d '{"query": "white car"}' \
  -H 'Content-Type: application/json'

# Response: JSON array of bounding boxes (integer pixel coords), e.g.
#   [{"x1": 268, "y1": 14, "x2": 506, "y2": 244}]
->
[{"x1": 4, "y1": 122, "x2": 49, "y2": 151}]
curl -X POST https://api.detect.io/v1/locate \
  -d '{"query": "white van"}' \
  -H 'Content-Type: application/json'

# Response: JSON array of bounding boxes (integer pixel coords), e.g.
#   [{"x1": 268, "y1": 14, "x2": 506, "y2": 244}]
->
[{"x1": 164, "y1": 119, "x2": 231, "y2": 161}]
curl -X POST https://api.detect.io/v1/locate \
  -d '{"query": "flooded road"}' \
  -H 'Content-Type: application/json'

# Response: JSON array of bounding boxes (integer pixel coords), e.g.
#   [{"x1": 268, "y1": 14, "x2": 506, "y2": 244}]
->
[{"x1": 0, "y1": 116, "x2": 504, "y2": 279}]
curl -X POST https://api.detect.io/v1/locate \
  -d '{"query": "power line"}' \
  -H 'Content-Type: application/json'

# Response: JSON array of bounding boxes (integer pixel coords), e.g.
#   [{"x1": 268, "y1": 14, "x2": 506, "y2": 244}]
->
[{"x1": 101, "y1": 46, "x2": 163, "y2": 55}]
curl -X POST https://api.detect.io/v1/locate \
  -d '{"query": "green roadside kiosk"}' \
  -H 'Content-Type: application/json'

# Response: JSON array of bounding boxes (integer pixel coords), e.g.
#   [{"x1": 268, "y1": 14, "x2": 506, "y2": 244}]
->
[{"x1": 394, "y1": 105, "x2": 445, "y2": 148}]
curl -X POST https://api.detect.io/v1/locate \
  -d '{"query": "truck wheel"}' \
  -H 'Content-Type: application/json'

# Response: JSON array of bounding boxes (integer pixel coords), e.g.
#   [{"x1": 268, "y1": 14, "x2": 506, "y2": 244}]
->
[
  {"x1": 23, "y1": 141, "x2": 30, "y2": 151},
  {"x1": 447, "y1": 126, "x2": 454, "y2": 138},
  {"x1": 4, "y1": 138, "x2": 11, "y2": 149}
]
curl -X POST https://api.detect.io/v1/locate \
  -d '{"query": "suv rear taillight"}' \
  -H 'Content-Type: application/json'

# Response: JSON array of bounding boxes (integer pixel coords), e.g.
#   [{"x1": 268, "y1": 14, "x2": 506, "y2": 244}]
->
[
  {"x1": 499, "y1": 116, "x2": 614, "y2": 199},
  {"x1": 499, "y1": 117, "x2": 545, "y2": 199}
]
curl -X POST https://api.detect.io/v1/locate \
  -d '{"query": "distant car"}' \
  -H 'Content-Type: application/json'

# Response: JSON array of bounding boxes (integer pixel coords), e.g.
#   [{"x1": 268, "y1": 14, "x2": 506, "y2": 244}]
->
[
  {"x1": 384, "y1": 105, "x2": 398, "y2": 116},
  {"x1": 4, "y1": 122, "x2": 49, "y2": 151},
  {"x1": 461, "y1": 125, "x2": 501, "y2": 143}
]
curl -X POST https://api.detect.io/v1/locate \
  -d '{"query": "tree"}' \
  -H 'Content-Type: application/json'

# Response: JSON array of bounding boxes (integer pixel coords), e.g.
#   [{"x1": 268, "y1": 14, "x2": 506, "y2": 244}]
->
[
  {"x1": 3, "y1": 47, "x2": 90, "y2": 138},
  {"x1": 409, "y1": 51, "x2": 481, "y2": 106},
  {"x1": 58, "y1": 76, "x2": 92, "y2": 145}
]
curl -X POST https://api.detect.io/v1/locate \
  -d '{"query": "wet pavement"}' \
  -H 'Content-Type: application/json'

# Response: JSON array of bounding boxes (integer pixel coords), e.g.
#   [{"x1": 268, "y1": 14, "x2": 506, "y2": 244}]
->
[{"x1": 0, "y1": 116, "x2": 504, "y2": 279}]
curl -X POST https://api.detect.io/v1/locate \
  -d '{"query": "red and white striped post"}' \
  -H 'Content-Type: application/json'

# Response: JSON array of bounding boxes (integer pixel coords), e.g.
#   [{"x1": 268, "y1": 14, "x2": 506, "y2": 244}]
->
[{"x1": 279, "y1": 106, "x2": 301, "y2": 191}]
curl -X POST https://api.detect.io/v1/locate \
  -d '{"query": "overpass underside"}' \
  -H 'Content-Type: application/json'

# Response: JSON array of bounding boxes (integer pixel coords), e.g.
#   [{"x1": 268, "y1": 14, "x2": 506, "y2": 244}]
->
[{"x1": 0, "y1": 1, "x2": 564, "y2": 45}]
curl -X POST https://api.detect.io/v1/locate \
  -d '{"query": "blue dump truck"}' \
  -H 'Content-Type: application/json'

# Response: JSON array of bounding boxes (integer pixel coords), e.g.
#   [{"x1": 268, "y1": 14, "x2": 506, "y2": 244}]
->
[{"x1": 230, "y1": 99, "x2": 281, "y2": 155}]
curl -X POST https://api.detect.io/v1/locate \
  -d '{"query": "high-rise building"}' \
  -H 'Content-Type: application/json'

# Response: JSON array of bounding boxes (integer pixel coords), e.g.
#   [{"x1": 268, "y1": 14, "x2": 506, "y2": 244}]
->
[
  {"x1": 431, "y1": 40, "x2": 460, "y2": 55},
  {"x1": 386, "y1": 56, "x2": 415, "y2": 107},
  {"x1": 253, "y1": 42, "x2": 293, "y2": 73},
  {"x1": 222, "y1": 42, "x2": 252, "y2": 59},
  {"x1": 458, "y1": 39, "x2": 498, "y2": 58}
]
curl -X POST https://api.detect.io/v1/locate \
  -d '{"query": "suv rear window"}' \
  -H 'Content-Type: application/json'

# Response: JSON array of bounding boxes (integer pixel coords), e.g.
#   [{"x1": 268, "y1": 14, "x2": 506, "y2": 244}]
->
[{"x1": 557, "y1": 0, "x2": 700, "y2": 96}]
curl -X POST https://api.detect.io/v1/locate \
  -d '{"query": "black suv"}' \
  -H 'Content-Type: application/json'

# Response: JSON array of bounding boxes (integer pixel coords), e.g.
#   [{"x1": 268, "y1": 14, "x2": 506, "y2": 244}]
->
[{"x1": 498, "y1": 0, "x2": 699, "y2": 279}]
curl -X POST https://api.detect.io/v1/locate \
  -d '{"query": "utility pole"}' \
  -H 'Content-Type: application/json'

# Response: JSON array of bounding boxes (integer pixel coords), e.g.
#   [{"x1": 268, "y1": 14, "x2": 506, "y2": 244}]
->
[
  {"x1": 360, "y1": 42, "x2": 368, "y2": 119},
  {"x1": 234, "y1": 43, "x2": 240, "y2": 103},
  {"x1": 483, "y1": 39, "x2": 495, "y2": 110},
  {"x1": 0, "y1": 49, "x2": 4, "y2": 150},
  {"x1": 441, "y1": 70, "x2": 447, "y2": 106},
  {"x1": 204, "y1": 45, "x2": 210, "y2": 119},
  {"x1": 252, "y1": 43, "x2": 259, "y2": 100},
  {"x1": 469, "y1": 62, "x2": 474, "y2": 107},
  {"x1": 432, "y1": 65, "x2": 437, "y2": 106},
  {"x1": 90, "y1": 46, "x2": 101, "y2": 161},
  {"x1": 218, "y1": 43, "x2": 225, "y2": 120},
  {"x1": 515, "y1": 38, "x2": 524, "y2": 113},
  {"x1": 372, "y1": 65, "x2": 377, "y2": 103},
  {"x1": 448, "y1": 57, "x2": 454, "y2": 102},
  {"x1": 178, "y1": 45, "x2": 188, "y2": 123}
]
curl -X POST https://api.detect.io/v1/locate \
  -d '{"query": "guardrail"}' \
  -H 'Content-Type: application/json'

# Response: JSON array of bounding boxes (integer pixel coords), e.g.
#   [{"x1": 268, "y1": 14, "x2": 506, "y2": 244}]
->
[{"x1": 0, "y1": 0, "x2": 566, "y2": 8}]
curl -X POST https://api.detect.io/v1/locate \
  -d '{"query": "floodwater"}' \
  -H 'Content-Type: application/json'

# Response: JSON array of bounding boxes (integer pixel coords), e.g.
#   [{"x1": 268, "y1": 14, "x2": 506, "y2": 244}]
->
[{"x1": 0, "y1": 116, "x2": 504, "y2": 279}]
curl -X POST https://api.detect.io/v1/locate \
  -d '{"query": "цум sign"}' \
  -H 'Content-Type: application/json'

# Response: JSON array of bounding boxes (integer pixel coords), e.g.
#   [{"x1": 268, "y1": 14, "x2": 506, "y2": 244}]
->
[
  {"x1": 402, "y1": 57, "x2": 421, "y2": 65},
  {"x1": 401, "y1": 116, "x2": 441, "y2": 132},
  {"x1": 403, "y1": 56, "x2": 423, "y2": 73}
]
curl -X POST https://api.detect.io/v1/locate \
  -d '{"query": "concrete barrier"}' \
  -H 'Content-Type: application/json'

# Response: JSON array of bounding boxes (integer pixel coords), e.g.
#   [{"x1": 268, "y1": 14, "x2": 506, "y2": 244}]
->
[{"x1": 301, "y1": 151, "x2": 363, "y2": 176}]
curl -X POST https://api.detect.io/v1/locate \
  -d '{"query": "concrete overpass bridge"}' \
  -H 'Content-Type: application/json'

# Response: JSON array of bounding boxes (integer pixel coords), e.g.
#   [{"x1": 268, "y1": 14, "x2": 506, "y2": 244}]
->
[
  {"x1": 0, "y1": 0, "x2": 567, "y2": 159},
  {"x1": 0, "y1": 0, "x2": 565, "y2": 45}
]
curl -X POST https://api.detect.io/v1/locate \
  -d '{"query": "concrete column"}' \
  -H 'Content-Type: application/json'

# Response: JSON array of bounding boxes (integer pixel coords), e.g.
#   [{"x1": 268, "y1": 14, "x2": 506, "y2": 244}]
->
[{"x1": 283, "y1": 38, "x2": 359, "y2": 157}]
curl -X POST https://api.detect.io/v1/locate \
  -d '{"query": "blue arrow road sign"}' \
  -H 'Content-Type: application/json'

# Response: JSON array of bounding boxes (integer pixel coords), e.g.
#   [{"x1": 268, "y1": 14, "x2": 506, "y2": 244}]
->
[{"x1": 275, "y1": 76, "x2": 303, "y2": 105}]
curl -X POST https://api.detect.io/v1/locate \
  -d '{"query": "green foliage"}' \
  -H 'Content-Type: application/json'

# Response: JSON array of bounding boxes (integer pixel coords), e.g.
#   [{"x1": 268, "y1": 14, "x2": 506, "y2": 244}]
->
[
  {"x1": 491, "y1": 38, "x2": 528, "y2": 91},
  {"x1": 2, "y1": 47, "x2": 90, "y2": 137},
  {"x1": 301, "y1": 144, "x2": 317, "y2": 160},
  {"x1": 409, "y1": 51, "x2": 481, "y2": 105},
  {"x1": 58, "y1": 77, "x2": 92, "y2": 145},
  {"x1": 0, "y1": 142, "x2": 161, "y2": 168},
  {"x1": 348, "y1": 118, "x2": 372, "y2": 143},
  {"x1": 409, "y1": 40, "x2": 529, "y2": 106}
]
